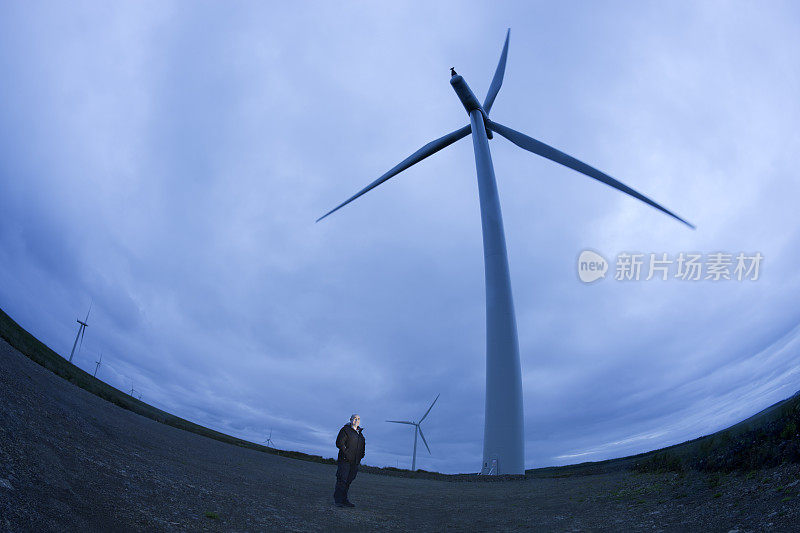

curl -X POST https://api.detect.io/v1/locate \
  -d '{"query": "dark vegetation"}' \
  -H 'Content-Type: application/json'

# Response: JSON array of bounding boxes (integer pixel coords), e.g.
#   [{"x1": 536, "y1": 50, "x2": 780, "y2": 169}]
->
[
  {"x1": 2, "y1": 307, "x2": 798, "y2": 481},
  {"x1": 632, "y1": 397, "x2": 800, "y2": 474}
]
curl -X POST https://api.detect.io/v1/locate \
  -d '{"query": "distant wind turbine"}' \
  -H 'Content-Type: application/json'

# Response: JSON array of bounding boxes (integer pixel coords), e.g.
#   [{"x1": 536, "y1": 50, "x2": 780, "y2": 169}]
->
[
  {"x1": 387, "y1": 394, "x2": 439, "y2": 471},
  {"x1": 264, "y1": 428, "x2": 275, "y2": 448},
  {"x1": 93, "y1": 352, "x2": 103, "y2": 378},
  {"x1": 318, "y1": 29, "x2": 694, "y2": 474},
  {"x1": 68, "y1": 302, "x2": 92, "y2": 363},
  {"x1": 129, "y1": 382, "x2": 141, "y2": 400}
]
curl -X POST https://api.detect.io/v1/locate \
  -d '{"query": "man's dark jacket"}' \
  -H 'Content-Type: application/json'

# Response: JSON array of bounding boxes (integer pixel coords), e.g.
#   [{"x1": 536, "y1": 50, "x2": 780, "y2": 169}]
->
[{"x1": 336, "y1": 424, "x2": 365, "y2": 464}]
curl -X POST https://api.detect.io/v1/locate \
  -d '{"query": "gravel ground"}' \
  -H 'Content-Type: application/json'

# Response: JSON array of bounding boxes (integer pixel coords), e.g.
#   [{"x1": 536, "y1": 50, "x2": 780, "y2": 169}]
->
[{"x1": 1, "y1": 336, "x2": 799, "y2": 532}]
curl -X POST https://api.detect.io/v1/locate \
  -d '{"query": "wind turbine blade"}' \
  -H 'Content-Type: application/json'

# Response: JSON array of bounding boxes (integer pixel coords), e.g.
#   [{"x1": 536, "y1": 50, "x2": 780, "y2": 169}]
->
[
  {"x1": 487, "y1": 120, "x2": 695, "y2": 229},
  {"x1": 483, "y1": 29, "x2": 510, "y2": 115},
  {"x1": 418, "y1": 426, "x2": 432, "y2": 455},
  {"x1": 419, "y1": 393, "x2": 440, "y2": 423},
  {"x1": 316, "y1": 125, "x2": 472, "y2": 222},
  {"x1": 386, "y1": 420, "x2": 415, "y2": 425},
  {"x1": 85, "y1": 300, "x2": 92, "y2": 322}
]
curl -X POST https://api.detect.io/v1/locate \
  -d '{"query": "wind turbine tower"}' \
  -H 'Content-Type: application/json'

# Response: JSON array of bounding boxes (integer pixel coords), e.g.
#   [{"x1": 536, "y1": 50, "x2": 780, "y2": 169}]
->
[
  {"x1": 387, "y1": 394, "x2": 439, "y2": 471},
  {"x1": 68, "y1": 302, "x2": 91, "y2": 363},
  {"x1": 264, "y1": 428, "x2": 275, "y2": 448},
  {"x1": 319, "y1": 30, "x2": 693, "y2": 474}
]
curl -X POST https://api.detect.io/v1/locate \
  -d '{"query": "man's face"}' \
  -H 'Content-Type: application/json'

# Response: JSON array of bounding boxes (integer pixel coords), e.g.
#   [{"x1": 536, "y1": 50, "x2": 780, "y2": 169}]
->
[{"x1": 352, "y1": 415, "x2": 360, "y2": 427}]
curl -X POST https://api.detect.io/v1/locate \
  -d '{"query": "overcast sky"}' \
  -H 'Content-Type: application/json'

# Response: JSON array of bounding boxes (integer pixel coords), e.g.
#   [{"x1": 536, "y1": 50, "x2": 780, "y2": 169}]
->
[{"x1": 1, "y1": 1, "x2": 799, "y2": 474}]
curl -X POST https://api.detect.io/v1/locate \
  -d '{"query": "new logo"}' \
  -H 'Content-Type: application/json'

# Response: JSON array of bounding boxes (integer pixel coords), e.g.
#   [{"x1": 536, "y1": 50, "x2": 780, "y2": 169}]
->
[{"x1": 578, "y1": 250, "x2": 608, "y2": 283}]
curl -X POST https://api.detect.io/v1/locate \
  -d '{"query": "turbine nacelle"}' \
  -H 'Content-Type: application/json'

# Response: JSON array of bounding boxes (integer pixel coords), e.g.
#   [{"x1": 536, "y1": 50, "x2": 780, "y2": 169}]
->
[
  {"x1": 449, "y1": 74, "x2": 483, "y2": 115},
  {"x1": 449, "y1": 73, "x2": 493, "y2": 139}
]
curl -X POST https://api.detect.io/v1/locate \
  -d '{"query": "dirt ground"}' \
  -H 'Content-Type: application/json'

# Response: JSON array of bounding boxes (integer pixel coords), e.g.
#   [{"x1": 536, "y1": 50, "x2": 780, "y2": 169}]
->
[{"x1": 1, "y1": 337, "x2": 798, "y2": 532}]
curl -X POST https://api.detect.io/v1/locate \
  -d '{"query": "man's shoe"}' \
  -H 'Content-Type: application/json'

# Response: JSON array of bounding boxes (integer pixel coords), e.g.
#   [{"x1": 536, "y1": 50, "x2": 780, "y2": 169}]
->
[{"x1": 344, "y1": 501, "x2": 355, "y2": 508}]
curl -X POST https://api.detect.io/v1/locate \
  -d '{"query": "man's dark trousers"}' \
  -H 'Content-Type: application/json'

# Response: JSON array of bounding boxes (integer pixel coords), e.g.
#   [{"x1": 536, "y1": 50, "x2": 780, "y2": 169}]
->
[{"x1": 333, "y1": 459, "x2": 358, "y2": 504}]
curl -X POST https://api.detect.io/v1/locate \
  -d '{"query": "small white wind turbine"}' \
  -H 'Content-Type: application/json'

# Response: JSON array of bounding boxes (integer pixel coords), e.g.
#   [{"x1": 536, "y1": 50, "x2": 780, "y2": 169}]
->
[
  {"x1": 264, "y1": 428, "x2": 275, "y2": 448},
  {"x1": 387, "y1": 394, "x2": 440, "y2": 471},
  {"x1": 68, "y1": 301, "x2": 92, "y2": 363},
  {"x1": 129, "y1": 380, "x2": 141, "y2": 400},
  {"x1": 93, "y1": 352, "x2": 103, "y2": 378}
]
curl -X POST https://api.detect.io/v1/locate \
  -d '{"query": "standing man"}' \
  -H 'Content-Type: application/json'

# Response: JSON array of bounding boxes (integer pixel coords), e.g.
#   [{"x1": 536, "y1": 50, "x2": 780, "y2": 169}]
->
[{"x1": 333, "y1": 414, "x2": 365, "y2": 508}]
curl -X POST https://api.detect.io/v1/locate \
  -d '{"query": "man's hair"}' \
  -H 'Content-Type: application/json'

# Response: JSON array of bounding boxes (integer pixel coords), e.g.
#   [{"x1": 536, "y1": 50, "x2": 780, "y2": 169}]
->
[{"x1": 350, "y1": 414, "x2": 360, "y2": 423}]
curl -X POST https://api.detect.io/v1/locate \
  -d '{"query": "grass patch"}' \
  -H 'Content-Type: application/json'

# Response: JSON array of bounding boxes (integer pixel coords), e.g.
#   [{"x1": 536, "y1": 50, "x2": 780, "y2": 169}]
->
[
  {"x1": 632, "y1": 452, "x2": 684, "y2": 474},
  {"x1": 706, "y1": 472, "x2": 725, "y2": 488},
  {"x1": 204, "y1": 511, "x2": 219, "y2": 520},
  {"x1": 780, "y1": 420, "x2": 797, "y2": 440}
]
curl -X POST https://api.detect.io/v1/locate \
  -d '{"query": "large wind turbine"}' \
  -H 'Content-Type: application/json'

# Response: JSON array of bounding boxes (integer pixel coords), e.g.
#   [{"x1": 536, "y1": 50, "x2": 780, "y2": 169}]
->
[
  {"x1": 318, "y1": 30, "x2": 693, "y2": 474},
  {"x1": 387, "y1": 394, "x2": 439, "y2": 471}
]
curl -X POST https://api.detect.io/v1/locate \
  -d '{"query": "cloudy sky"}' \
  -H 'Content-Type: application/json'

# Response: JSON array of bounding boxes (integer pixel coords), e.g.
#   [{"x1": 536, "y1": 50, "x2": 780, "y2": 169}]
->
[{"x1": 1, "y1": 1, "x2": 799, "y2": 474}]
